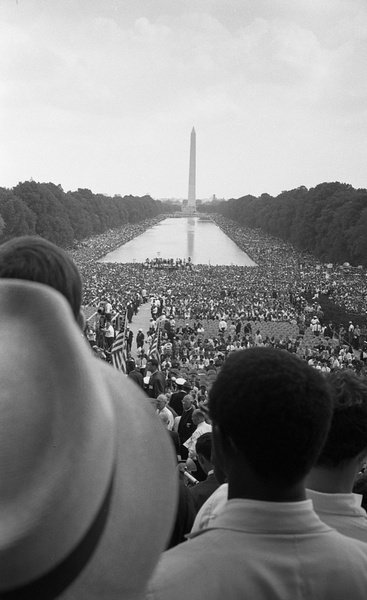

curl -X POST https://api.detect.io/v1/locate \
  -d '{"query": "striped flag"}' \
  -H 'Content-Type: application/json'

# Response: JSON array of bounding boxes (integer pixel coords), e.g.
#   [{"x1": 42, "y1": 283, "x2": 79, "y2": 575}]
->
[
  {"x1": 111, "y1": 330, "x2": 127, "y2": 373},
  {"x1": 111, "y1": 309, "x2": 128, "y2": 373},
  {"x1": 148, "y1": 324, "x2": 161, "y2": 368}
]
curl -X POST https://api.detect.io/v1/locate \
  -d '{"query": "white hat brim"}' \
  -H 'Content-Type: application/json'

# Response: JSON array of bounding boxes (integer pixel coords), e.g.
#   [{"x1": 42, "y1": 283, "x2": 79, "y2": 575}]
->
[{"x1": 0, "y1": 280, "x2": 178, "y2": 597}]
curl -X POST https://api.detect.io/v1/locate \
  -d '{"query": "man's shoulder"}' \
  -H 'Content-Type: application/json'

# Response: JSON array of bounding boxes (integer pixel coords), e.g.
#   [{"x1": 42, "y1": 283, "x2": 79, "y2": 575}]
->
[
  {"x1": 189, "y1": 476, "x2": 220, "y2": 511},
  {"x1": 150, "y1": 370, "x2": 165, "y2": 385},
  {"x1": 180, "y1": 407, "x2": 193, "y2": 419},
  {"x1": 306, "y1": 489, "x2": 367, "y2": 543},
  {"x1": 146, "y1": 524, "x2": 367, "y2": 600},
  {"x1": 129, "y1": 370, "x2": 143, "y2": 382}
]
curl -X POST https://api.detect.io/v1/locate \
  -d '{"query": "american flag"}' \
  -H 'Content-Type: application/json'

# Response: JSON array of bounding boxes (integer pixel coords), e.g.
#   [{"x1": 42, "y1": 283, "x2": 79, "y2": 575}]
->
[
  {"x1": 111, "y1": 310, "x2": 128, "y2": 373},
  {"x1": 111, "y1": 330, "x2": 127, "y2": 372},
  {"x1": 148, "y1": 325, "x2": 161, "y2": 368}
]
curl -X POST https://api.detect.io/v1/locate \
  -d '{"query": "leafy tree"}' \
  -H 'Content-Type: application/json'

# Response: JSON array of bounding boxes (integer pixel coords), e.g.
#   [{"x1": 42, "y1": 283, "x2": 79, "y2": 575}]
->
[
  {"x1": 0, "y1": 188, "x2": 37, "y2": 239},
  {"x1": 202, "y1": 181, "x2": 367, "y2": 267}
]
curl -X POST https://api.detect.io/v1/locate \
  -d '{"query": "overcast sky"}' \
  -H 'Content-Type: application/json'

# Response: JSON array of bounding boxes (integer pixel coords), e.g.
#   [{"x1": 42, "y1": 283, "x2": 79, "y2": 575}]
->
[{"x1": 1, "y1": 0, "x2": 366, "y2": 200}]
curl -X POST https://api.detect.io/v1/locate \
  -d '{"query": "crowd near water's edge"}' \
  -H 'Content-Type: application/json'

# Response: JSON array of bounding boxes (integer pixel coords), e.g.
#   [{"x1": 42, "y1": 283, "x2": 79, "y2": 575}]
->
[{"x1": 69, "y1": 213, "x2": 367, "y2": 378}]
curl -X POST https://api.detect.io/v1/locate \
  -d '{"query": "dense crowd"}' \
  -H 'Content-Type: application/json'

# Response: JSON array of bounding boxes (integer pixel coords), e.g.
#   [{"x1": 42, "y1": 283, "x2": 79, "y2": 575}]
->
[
  {"x1": 69, "y1": 214, "x2": 367, "y2": 379},
  {"x1": 211, "y1": 214, "x2": 367, "y2": 316},
  {"x1": 143, "y1": 257, "x2": 193, "y2": 270},
  {"x1": 2, "y1": 230, "x2": 367, "y2": 599}
]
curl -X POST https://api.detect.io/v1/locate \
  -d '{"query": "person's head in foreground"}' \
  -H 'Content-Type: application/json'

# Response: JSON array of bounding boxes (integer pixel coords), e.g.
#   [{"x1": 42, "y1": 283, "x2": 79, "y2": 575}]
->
[
  {"x1": 0, "y1": 279, "x2": 177, "y2": 598},
  {"x1": 209, "y1": 347, "x2": 333, "y2": 502},
  {"x1": 146, "y1": 348, "x2": 367, "y2": 600},
  {"x1": 0, "y1": 235, "x2": 84, "y2": 325},
  {"x1": 307, "y1": 369, "x2": 367, "y2": 493}
]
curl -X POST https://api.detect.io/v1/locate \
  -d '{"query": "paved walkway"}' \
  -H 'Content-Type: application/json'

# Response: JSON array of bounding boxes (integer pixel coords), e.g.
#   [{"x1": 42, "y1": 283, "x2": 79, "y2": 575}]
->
[{"x1": 127, "y1": 302, "x2": 152, "y2": 360}]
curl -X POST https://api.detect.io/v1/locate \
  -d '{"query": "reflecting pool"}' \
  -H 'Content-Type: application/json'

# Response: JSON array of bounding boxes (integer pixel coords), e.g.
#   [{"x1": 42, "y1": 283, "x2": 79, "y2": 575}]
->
[{"x1": 99, "y1": 216, "x2": 256, "y2": 266}]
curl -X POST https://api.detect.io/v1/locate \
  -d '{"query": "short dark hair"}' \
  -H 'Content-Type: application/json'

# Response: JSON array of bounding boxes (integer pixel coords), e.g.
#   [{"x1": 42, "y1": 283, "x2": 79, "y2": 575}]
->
[
  {"x1": 192, "y1": 409, "x2": 206, "y2": 421},
  {"x1": 195, "y1": 432, "x2": 212, "y2": 463},
  {"x1": 126, "y1": 359, "x2": 136, "y2": 374},
  {"x1": 149, "y1": 358, "x2": 159, "y2": 368},
  {"x1": 209, "y1": 348, "x2": 332, "y2": 485},
  {"x1": 316, "y1": 371, "x2": 367, "y2": 467},
  {"x1": 0, "y1": 236, "x2": 82, "y2": 319}
]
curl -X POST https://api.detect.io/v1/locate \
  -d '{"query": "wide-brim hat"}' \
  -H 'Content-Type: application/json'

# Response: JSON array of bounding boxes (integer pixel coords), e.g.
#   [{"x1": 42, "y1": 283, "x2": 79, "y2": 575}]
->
[
  {"x1": 175, "y1": 378, "x2": 186, "y2": 386},
  {"x1": 0, "y1": 280, "x2": 178, "y2": 598}
]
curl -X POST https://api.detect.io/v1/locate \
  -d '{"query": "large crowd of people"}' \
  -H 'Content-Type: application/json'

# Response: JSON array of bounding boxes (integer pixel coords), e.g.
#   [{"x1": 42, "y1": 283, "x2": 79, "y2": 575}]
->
[
  {"x1": 1, "y1": 230, "x2": 367, "y2": 598},
  {"x1": 143, "y1": 257, "x2": 193, "y2": 270},
  {"x1": 69, "y1": 214, "x2": 367, "y2": 379}
]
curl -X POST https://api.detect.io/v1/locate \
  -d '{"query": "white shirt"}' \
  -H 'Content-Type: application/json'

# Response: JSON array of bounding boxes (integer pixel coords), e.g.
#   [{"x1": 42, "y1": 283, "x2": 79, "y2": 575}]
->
[
  {"x1": 158, "y1": 407, "x2": 174, "y2": 431},
  {"x1": 191, "y1": 483, "x2": 228, "y2": 533},
  {"x1": 306, "y1": 488, "x2": 367, "y2": 543},
  {"x1": 103, "y1": 324, "x2": 114, "y2": 338},
  {"x1": 147, "y1": 499, "x2": 367, "y2": 600},
  {"x1": 183, "y1": 421, "x2": 212, "y2": 459}
]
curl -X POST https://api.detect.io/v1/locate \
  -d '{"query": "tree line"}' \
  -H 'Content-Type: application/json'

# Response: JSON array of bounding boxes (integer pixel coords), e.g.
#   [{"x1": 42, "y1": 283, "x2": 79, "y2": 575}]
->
[
  {"x1": 202, "y1": 182, "x2": 367, "y2": 267},
  {"x1": 1, "y1": 180, "x2": 366, "y2": 267},
  {"x1": 0, "y1": 181, "x2": 175, "y2": 247}
]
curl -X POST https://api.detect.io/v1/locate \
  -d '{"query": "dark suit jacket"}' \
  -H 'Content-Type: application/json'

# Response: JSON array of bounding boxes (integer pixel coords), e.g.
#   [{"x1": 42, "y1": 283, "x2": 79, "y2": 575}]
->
[
  {"x1": 169, "y1": 390, "x2": 185, "y2": 416},
  {"x1": 189, "y1": 473, "x2": 220, "y2": 512},
  {"x1": 177, "y1": 407, "x2": 195, "y2": 459},
  {"x1": 148, "y1": 370, "x2": 166, "y2": 398},
  {"x1": 177, "y1": 407, "x2": 195, "y2": 444},
  {"x1": 166, "y1": 480, "x2": 196, "y2": 549},
  {"x1": 128, "y1": 369, "x2": 144, "y2": 388}
]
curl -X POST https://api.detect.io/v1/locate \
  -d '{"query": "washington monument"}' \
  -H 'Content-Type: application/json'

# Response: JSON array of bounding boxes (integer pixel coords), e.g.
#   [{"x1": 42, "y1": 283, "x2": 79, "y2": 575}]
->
[{"x1": 186, "y1": 126, "x2": 196, "y2": 213}]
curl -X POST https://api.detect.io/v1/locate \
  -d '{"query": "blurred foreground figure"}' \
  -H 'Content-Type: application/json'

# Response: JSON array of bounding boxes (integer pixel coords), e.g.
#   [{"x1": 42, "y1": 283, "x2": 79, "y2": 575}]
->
[
  {"x1": 147, "y1": 348, "x2": 367, "y2": 600},
  {"x1": 0, "y1": 280, "x2": 177, "y2": 599},
  {"x1": 306, "y1": 370, "x2": 367, "y2": 541},
  {"x1": 0, "y1": 235, "x2": 84, "y2": 325}
]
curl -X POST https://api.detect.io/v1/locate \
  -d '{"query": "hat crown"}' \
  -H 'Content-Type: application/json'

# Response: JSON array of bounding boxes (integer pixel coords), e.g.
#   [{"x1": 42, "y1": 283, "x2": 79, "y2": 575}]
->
[{"x1": 0, "y1": 281, "x2": 115, "y2": 590}]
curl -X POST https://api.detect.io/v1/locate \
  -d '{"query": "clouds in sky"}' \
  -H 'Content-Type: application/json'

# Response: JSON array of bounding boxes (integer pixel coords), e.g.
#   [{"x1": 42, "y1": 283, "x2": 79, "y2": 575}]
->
[{"x1": 1, "y1": 0, "x2": 367, "y2": 199}]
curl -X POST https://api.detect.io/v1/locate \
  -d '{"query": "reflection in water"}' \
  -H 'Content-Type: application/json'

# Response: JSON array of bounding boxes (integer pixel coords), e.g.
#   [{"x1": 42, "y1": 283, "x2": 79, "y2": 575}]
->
[
  {"x1": 99, "y1": 217, "x2": 256, "y2": 266},
  {"x1": 187, "y1": 217, "x2": 195, "y2": 259}
]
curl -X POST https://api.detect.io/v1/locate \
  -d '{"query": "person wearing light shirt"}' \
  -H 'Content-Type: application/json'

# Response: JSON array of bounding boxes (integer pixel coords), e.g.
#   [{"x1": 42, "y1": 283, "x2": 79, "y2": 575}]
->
[
  {"x1": 147, "y1": 348, "x2": 367, "y2": 600},
  {"x1": 306, "y1": 370, "x2": 367, "y2": 542},
  {"x1": 102, "y1": 321, "x2": 114, "y2": 350},
  {"x1": 183, "y1": 410, "x2": 212, "y2": 460},
  {"x1": 156, "y1": 394, "x2": 175, "y2": 431},
  {"x1": 104, "y1": 299, "x2": 112, "y2": 317}
]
